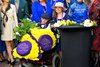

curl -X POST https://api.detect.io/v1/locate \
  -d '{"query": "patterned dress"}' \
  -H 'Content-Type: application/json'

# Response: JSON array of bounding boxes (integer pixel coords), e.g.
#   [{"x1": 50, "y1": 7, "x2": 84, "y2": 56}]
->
[{"x1": 89, "y1": 0, "x2": 100, "y2": 51}]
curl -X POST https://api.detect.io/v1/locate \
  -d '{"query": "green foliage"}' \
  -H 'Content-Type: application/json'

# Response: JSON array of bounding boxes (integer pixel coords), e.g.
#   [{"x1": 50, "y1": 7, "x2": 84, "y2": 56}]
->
[{"x1": 14, "y1": 18, "x2": 37, "y2": 41}]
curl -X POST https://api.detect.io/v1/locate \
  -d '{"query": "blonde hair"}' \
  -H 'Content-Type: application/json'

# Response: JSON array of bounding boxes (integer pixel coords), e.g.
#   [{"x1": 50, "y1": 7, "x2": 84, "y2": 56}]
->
[
  {"x1": 53, "y1": 11, "x2": 57, "y2": 18},
  {"x1": 52, "y1": 7, "x2": 64, "y2": 18}
]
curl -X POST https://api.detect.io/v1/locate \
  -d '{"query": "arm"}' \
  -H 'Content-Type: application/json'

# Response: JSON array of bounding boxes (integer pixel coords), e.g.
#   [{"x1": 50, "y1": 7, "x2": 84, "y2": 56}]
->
[{"x1": 13, "y1": 5, "x2": 18, "y2": 27}]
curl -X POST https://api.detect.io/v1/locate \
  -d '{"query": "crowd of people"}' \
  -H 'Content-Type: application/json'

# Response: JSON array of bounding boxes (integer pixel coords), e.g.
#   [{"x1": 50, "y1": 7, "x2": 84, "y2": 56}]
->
[{"x1": 0, "y1": 0, "x2": 100, "y2": 67}]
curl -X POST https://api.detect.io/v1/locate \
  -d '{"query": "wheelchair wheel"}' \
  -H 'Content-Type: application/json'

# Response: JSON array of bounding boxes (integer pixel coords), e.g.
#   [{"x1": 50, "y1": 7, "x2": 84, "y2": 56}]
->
[{"x1": 52, "y1": 54, "x2": 61, "y2": 67}]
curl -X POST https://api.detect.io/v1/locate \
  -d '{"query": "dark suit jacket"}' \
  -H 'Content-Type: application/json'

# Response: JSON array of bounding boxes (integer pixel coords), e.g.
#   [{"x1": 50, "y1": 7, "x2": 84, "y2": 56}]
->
[{"x1": 10, "y1": 0, "x2": 29, "y2": 22}]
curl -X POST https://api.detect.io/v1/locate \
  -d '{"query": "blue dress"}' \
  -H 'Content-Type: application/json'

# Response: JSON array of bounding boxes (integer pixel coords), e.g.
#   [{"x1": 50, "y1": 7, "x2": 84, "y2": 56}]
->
[{"x1": 31, "y1": 1, "x2": 53, "y2": 22}]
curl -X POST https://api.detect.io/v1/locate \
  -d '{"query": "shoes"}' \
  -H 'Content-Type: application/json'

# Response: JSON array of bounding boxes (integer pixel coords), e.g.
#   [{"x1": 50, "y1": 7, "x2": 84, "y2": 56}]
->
[
  {"x1": 7, "y1": 61, "x2": 16, "y2": 67},
  {"x1": 7, "y1": 60, "x2": 11, "y2": 64},
  {"x1": 10, "y1": 61, "x2": 16, "y2": 66}
]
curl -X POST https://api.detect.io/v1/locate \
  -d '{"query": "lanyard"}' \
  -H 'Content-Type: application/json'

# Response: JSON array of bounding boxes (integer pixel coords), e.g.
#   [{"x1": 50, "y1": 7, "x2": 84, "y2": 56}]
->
[{"x1": 43, "y1": 6, "x2": 47, "y2": 13}]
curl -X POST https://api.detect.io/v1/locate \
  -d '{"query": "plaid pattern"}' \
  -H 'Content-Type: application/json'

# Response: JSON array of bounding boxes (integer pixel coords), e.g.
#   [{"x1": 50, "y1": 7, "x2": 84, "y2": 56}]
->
[
  {"x1": 89, "y1": 0, "x2": 100, "y2": 23},
  {"x1": 89, "y1": 0, "x2": 100, "y2": 51}
]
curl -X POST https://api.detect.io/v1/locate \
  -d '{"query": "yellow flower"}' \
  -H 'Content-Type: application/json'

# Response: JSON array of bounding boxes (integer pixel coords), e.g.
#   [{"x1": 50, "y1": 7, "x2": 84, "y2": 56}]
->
[
  {"x1": 13, "y1": 28, "x2": 56, "y2": 61},
  {"x1": 30, "y1": 29, "x2": 56, "y2": 48},
  {"x1": 13, "y1": 34, "x2": 40, "y2": 61}
]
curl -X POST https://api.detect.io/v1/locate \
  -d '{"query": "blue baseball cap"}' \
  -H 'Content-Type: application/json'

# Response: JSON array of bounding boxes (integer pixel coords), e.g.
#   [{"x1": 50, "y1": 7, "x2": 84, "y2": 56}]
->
[{"x1": 41, "y1": 13, "x2": 51, "y2": 19}]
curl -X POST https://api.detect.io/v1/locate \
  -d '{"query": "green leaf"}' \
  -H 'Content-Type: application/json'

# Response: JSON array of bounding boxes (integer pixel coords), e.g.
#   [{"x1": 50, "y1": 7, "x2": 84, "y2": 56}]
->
[{"x1": 14, "y1": 18, "x2": 37, "y2": 41}]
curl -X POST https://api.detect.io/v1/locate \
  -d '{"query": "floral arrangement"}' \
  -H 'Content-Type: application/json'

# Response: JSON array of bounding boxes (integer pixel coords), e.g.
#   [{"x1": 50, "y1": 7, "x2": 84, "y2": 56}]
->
[
  {"x1": 30, "y1": 28, "x2": 56, "y2": 49},
  {"x1": 83, "y1": 19, "x2": 97, "y2": 27},
  {"x1": 13, "y1": 28, "x2": 56, "y2": 61},
  {"x1": 53, "y1": 19, "x2": 97, "y2": 27},
  {"x1": 14, "y1": 18, "x2": 37, "y2": 41}
]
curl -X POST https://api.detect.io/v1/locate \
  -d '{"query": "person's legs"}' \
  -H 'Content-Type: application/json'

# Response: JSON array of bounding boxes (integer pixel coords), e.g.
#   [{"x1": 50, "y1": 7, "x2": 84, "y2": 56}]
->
[{"x1": 5, "y1": 41, "x2": 14, "y2": 63}]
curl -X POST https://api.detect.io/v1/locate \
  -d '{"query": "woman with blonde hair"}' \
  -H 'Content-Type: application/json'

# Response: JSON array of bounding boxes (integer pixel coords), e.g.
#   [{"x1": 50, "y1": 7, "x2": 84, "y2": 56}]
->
[
  {"x1": 52, "y1": 2, "x2": 68, "y2": 59},
  {"x1": 1, "y1": 0, "x2": 18, "y2": 66},
  {"x1": 52, "y1": 2, "x2": 68, "y2": 22}
]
